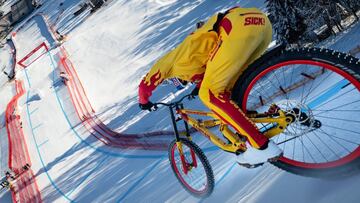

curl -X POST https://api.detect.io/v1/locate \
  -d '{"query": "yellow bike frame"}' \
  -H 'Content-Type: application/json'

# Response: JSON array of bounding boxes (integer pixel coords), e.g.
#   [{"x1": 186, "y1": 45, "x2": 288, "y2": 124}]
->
[{"x1": 177, "y1": 108, "x2": 293, "y2": 154}]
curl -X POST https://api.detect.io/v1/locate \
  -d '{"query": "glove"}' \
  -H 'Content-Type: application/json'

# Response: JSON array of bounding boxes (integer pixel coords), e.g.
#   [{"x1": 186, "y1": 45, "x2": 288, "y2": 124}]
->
[
  {"x1": 189, "y1": 87, "x2": 199, "y2": 100},
  {"x1": 139, "y1": 102, "x2": 157, "y2": 112}
]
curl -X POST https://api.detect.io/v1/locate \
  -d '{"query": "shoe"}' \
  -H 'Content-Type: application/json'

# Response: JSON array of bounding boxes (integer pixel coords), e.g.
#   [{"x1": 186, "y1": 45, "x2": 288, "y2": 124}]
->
[{"x1": 236, "y1": 140, "x2": 282, "y2": 166}]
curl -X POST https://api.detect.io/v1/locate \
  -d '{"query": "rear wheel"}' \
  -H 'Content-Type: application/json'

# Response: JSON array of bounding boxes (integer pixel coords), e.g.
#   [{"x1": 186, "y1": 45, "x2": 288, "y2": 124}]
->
[
  {"x1": 233, "y1": 47, "x2": 360, "y2": 177},
  {"x1": 168, "y1": 138, "x2": 214, "y2": 197}
]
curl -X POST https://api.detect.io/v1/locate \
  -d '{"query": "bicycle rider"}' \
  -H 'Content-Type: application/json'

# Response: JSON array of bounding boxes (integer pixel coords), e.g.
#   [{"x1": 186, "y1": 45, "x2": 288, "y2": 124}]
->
[{"x1": 138, "y1": 6, "x2": 282, "y2": 165}]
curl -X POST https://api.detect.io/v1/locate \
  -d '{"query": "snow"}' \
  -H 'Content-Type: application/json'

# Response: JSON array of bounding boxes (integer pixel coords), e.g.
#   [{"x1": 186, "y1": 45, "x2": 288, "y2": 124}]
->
[
  {"x1": 26, "y1": 88, "x2": 43, "y2": 103},
  {"x1": 64, "y1": 0, "x2": 266, "y2": 129},
  {"x1": 0, "y1": 43, "x2": 12, "y2": 86},
  {"x1": 0, "y1": 0, "x2": 18, "y2": 14},
  {"x1": 0, "y1": 0, "x2": 360, "y2": 202},
  {"x1": 0, "y1": 70, "x2": 15, "y2": 202}
]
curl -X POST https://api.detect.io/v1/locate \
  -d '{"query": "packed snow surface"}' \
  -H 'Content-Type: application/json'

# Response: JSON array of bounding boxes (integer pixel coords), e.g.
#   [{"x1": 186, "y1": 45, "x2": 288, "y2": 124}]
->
[{"x1": 1, "y1": 0, "x2": 360, "y2": 202}]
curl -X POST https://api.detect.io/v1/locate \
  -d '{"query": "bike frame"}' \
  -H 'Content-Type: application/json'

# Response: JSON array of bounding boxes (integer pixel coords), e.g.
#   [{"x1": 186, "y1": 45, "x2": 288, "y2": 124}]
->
[{"x1": 167, "y1": 103, "x2": 292, "y2": 155}]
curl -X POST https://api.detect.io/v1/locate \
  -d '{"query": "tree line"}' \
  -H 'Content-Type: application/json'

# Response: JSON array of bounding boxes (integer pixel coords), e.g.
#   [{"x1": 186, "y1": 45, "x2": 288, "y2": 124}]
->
[{"x1": 266, "y1": 0, "x2": 360, "y2": 46}]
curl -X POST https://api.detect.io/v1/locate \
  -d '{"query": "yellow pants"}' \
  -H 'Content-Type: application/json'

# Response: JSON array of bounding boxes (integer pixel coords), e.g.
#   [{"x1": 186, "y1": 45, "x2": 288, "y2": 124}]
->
[{"x1": 199, "y1": 8, "x2": 272, "y2": 148}]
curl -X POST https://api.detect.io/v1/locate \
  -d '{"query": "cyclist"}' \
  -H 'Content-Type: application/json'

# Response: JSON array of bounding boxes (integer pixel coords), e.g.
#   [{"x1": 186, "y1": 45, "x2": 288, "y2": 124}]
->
[{"x1": 138, "y1": 7, "x2": 282, "y2": 165}]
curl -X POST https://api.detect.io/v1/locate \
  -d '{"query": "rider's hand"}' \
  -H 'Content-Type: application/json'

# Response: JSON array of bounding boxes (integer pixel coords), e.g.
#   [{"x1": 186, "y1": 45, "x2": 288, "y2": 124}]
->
[{"x1": 139, "y1": 102, "x2": 158, "y2": 112}]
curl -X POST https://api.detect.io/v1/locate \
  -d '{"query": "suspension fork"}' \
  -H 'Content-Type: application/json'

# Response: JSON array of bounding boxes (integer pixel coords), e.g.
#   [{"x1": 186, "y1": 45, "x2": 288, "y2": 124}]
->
[
  {"x1": 169, "y1": 105, "x2": 188, "y2": 174},
  {"x1": 179, "y1": 104, "x2": 197, "y2": 168},
  {"x1": 169, "y1": 105, "x2": 197, "y2": 174}
]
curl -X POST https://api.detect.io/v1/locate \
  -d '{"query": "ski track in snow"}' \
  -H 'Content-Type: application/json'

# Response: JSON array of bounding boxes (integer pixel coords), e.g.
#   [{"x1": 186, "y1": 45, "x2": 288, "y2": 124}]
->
[{"x1": 6, "y1": 10, "x2": 232, "y2": 202}]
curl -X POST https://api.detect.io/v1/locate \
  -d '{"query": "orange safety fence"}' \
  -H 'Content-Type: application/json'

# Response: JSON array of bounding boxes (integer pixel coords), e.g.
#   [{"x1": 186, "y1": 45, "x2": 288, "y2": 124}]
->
[
  {"x1": 57, "y1": 47, "x2": 172, "y2": 150},
  {"x1": 5, "y1": 80, "x2": 42, "y2": 203}
]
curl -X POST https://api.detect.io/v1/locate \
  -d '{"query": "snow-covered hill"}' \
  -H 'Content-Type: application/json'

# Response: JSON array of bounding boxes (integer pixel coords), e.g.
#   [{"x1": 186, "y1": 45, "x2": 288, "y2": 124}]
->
[{"x1": 1, "y1": 0, "x2": 360, "y2": 202}]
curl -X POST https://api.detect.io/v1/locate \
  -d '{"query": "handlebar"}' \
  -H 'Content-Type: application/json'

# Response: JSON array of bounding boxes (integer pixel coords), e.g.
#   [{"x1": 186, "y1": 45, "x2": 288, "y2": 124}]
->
[{"x1": 154, "y1": 94, "x2": 194, "y2": 108}]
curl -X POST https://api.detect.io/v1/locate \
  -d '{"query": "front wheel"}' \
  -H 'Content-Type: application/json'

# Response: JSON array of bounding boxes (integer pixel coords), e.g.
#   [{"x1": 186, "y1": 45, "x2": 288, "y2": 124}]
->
[
  {"x1": 233, "y1": 47, "x2": 360, "y2": 177},
  {"x1": 168, "y1": 138, "x2": 214, "y2": 197}
]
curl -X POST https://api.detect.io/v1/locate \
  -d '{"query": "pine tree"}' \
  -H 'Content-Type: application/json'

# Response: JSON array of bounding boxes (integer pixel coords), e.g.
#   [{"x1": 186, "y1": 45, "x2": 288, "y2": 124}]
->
[
  {"x1": 347, "y1": 0, "x2": 360, "y2": 9},
  {"x1": 319, "y1": 0, "x2": 344, "y2": 33},
  {"x1": 287, "y1": 0, "x2": 359, "y2": 44},
  {"x1": 340, "y1": 0, "x2": 360, "y2": 20},
  {"x1": 266, "y1": 0, "x2": 307, "y2": 45},
  {"x1": 293, "y1": 0, "x2": 322, "y2": 43},
  {"x1": 266, "y1": 0, "x2": 286, "y2": 44}
]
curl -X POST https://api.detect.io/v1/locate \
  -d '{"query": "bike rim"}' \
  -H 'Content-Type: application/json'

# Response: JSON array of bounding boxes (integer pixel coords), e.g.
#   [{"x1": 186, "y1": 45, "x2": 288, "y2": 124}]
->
[
  {"x1": 242, "y1": 60, "x2": 360, "y2": 169},
  {"x1": 171, "y1": 143, "x2": 208, "y2": 194}
]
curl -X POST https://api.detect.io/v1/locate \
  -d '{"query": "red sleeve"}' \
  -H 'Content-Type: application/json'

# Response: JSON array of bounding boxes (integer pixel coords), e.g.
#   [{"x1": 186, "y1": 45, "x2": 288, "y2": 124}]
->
[
  {"x1": 190, "y1": 72, "x2": 205, "y2": 89},
  {"x1": 138, "y1": 71, "x2": 163, "y2": 104}
]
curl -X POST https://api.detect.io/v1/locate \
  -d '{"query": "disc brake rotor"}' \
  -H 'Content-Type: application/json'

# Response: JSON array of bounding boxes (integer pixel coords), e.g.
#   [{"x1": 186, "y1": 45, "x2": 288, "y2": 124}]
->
[{"x1": 276, "y1": 100, "x2": 320, "y2": 136}]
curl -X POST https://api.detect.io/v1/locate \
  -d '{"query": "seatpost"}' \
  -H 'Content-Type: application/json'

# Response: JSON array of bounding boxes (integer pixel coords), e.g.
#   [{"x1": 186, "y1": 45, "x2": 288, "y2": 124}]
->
[{"x1": 169, "y1": 106, "x2": 181, "y2": 142}]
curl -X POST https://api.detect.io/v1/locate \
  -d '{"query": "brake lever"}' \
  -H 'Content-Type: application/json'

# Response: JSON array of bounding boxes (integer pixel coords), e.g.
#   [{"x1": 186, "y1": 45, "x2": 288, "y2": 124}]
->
[{"x1": 150, "y1": 105, "x2": 158, "y2": 112}]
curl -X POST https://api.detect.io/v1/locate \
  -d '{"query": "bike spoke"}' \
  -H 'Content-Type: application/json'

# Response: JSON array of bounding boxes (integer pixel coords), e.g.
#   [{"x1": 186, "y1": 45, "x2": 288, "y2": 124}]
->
[
  {"x1": 321, "y1": 124, "x2": 360, "y2": 136},
  {"x1": 302, "y1": 74, "x2": 331, "y2": 104},
  {"x1": 313, "y1": 99, "x2": 360, "y2": 116},
  {"x1": 315, "y1": 115, "x2": 360, "y2": 124},
  {"x1": 282, "y1": 132, "x2": 287, "y2": 151},
  {"x1": 276, "y1": 132, "x2": 281, "y2": 143},
  {"x1": 271, "y1": 69, "x2": 290, "y2": 100},
  {"x1": 303, "y1": 70, "x2": 334, "y2": 103},
  {"x1": 312, "y1": 130, "x2": 341, "y2": 159},
  {"x1": 300, "y1": 66, "x2": 318, "y2": 104},
  {"x1": 292, "y1": 136, "x2": 296, "y2": 160},
  {"x1": 311, "y1": 88, "x2": 357, "y2": 111},
  {"x1": 254, "y1": 81, "x2": 277, "y2": 105},
  {"x1": 300, "y1": 136, "x2": 316, "y2": 163},
  {"x1": 313, "y1": 109, "x2": 360, "y2": 112},
  {"x1": 304, "y1": 133, "x2": 329, "y2": 162},
  {"x1": 317, "y1": 129, "x2": 353, "y2": 154},
  {"x1": 301, "y1": 136, "x2": 306, "y2": 163},
  {"x1": 277, "y1": 135, "x2": 299, "y2": 145},
  {"x1": 297, "y1": 65, "x2": 323, "y2": 105},
  {"x1": 318, "y1": 128, "x2": 360, "y2": 146},
  {"x1": 282, "y1": 65, "x2": 289, "y2": 97},
  {"x1": 172, "y1": 144, "x2": 208, "y2": 193},
  {"x1": 245, "y1": 59, "x2": 360, "y2": 165},
  {"x1": 246, "y1": 101, "x2": 261, "y2": 109}
]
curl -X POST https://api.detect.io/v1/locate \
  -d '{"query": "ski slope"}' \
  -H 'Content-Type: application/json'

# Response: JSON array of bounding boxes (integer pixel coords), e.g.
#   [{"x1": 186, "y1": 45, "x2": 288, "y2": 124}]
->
[{"x1": 1, "y1": 0, "x2": 360, "y2": 202}]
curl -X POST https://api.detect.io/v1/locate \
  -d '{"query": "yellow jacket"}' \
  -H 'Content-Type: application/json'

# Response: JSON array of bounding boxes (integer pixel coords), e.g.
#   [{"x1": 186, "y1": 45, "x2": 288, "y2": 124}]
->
[{"x1": 138, "y1": 14, "x2": 220, "y2": 104}]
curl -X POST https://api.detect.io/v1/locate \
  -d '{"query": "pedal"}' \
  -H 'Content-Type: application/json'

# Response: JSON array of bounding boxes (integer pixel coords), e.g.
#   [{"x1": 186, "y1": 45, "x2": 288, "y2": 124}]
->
[{"x1": 237, "y1": 162, "x2": 264, "y2": 169}]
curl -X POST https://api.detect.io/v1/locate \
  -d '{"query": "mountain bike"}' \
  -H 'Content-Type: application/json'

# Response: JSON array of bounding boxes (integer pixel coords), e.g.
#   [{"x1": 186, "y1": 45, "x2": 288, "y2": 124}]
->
[{"x1": 155, "y1": 45, "x2": 360, "y2": 197}]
